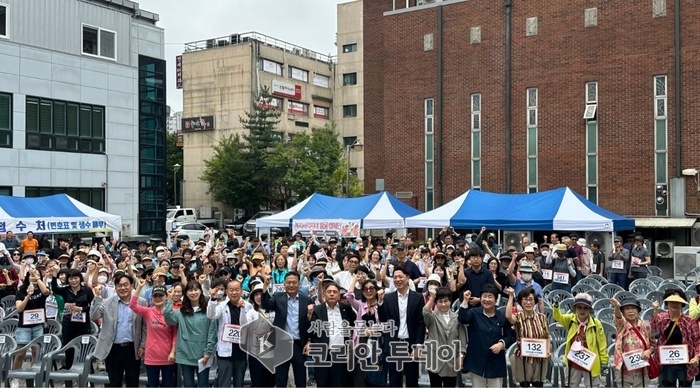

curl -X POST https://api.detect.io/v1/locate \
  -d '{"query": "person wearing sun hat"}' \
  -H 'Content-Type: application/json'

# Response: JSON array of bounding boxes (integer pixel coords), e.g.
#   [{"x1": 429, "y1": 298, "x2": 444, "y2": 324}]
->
[
  {"x1": 553, "y1": 292, "x2": 608, "y2": 387},
  {"x1": 651, "y1": 288, "x2": 700, "y2": 387},
  {"x1": 609, "y1": 295, "x2": 654, "y2": 387}
]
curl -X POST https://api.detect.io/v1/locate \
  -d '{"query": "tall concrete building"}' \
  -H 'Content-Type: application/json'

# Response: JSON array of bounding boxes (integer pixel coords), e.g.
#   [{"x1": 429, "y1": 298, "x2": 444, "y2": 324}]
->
[
  {"x1": 0, "y1": 0, "x2": 166, "y2": 236},
  {"x1": 179, "y1": 32, "x2": 335, "y2": 215},
  {"x1": 335, "y1": 0, "x2": 365, "y2": 189}
]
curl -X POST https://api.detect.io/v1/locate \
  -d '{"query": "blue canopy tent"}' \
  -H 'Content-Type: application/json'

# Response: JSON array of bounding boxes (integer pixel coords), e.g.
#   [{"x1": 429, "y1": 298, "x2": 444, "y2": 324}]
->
[
  {"x1": 257, "y1": 192, "x2": 421, "y2": 234},
  {"x1": 405, "y1": 187, "x2": 635, "y2": 231},
  {"x1": 0, "y1": 194, "x2": 122, "y2": 236}
]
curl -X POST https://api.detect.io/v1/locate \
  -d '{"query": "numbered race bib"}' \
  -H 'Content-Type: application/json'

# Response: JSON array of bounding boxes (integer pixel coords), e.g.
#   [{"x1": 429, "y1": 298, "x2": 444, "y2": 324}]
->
[
  {"x1": 622, "y1": 349, "x2": 650, "y2": 371},
  {"x1": 221, "y1": 323, "x2": 241, "y2": 344},
  {"x1": 659, "y1": 345, "x2": 689, "y2": 365},
  {"x1": 612, "y1": 260, "x2": 625, "y2": 270},
  {"x1": 553, "y1": 272, "x2": 569, "y2": 285},
  {"x1": 70, "y1": 312, "x2": 87, "y2": 323},
  {"x1": 520, "y1": 338, "x2": 548, "y2": 358},
  {"x1": 272, "y1": 284, "x2": 286, "y2": 294},
  {"x1": 567, "y1": 347, "x2": 598, "y2": 371},
  {"x1": 631, "y1": 256, "x2": 641, "y2": 268},
  {"x1": 45, "y1": 296, "x2": 58, "y2": 319},
  {"x1": 23, "y1": 309, "x2": 46, "y2": 325},
  {"x1": 541, "y1": 269, "x2": 553, "y2": 280}
]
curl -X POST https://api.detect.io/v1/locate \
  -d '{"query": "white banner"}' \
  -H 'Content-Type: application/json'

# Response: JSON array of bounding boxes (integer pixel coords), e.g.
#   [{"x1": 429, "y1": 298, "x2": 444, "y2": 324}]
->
[
  {"x1": 272, "y1": 79, "x2": 301, "y2": 99},
  {"x1": 313, "y1": 73, "x2": 329, "y2": 88},
  {"x1": 292, "y1": 219, "x2": 361, "y2": 237}
]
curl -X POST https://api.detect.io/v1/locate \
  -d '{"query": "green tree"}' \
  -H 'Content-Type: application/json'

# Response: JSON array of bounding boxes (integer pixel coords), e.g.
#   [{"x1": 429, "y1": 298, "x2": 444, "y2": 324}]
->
[
  {"x1": 166, "y1": 131, "x2": 184, "y2": 206},
  {"x1": 201, "y1": 134, "x2": 259, "y2": 213},
  {"x1": 240, "y1": 87, "x2": 282, "y2": 208},
  {"x1": 266, "y1": 124, "x2": 344, "y2": 207}
]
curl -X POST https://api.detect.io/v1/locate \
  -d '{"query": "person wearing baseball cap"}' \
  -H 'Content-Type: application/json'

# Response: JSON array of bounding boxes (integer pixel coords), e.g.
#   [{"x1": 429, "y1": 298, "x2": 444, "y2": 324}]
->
[
  {"x1": 507, "y1": 261, "x2": 545, "y2": 313},
  {"x1": 608, "y1": 236, "x2": 630, "y2": 288},
  {"x1": 143, "y1": 267, "x2": 169, "y2": 307},
  {"x1": 651, "y1": 288, "x2": 700, "y2": 386},
  {"x1": 130, "y1": 280, "x2": 177, "y2": 387},
  {"x1": 609, "y1": 296, "x2": 653, "y2": 387},
  {"x1": 553, "y1": 292, "x2": 608, "y2": 386}
]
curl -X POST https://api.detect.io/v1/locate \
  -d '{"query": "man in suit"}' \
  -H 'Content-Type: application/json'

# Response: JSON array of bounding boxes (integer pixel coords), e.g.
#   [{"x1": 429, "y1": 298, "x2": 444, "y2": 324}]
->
[
  {"x1": 262, "y1": 271, "x2": 314, "y2": 388},
  {"x1": 91, "y1": 273, "x2": 147, "y2": 388},
  {"x1": 309, "y1": 282, "x2": 357, "y2": 387},
  {"x1": 378, "y1": 265, "x2": 426, "y2": 387}
]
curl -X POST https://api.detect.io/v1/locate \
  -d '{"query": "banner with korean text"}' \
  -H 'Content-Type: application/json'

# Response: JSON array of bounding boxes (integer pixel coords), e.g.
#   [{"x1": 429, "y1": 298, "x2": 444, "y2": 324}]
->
[{"x1": 292, "y1": 219, "x2": 361, "y2": 238}]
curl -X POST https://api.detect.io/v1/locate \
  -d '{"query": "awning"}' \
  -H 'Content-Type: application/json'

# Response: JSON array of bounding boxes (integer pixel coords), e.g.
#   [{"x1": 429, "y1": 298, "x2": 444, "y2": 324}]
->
[{"x1": 634, "y1": 217, "x2": 696, "y2": 228}]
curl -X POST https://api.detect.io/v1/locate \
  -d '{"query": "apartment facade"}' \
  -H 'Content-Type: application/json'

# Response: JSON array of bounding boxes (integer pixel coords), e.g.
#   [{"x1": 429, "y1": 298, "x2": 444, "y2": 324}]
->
[
  {"x1": 179, "y1": 32, "x2": 335, "y2": 214},
  {"x1": 0, "y1": 0, "x2": 166, "y2": 236}
]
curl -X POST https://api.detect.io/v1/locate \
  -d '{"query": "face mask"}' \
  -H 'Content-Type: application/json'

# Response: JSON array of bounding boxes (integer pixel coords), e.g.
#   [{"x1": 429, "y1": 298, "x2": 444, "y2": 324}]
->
[
  {"x1": 216, "y1": 290, "x2": 225, "y2": 299},
  {"x1": 521, "y1": 273, "x2": 532, "y2": 282},
  {"x1": 240, "y1": 270, "x2": 249, "y2": 277},
  {"x1": 157, "y1": 252, "x2": 163, "y2": 258},
  {"x1": 25, "y1": 258, "x2": 34, "y2": 265},
  {"x1": 98, "y1": 276, "x2": 108, "y2": 284},
  {"x1": 428, "y1": 285, "x2": 438, "y2": 292}
]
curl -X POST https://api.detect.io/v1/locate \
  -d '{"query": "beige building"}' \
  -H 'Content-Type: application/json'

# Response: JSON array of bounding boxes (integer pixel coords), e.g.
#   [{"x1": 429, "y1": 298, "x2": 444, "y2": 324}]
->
[
  {"x1": 335, "y1": 0, "x2": 365, "y2": 189},
  {"x1": 180, "y1": 32, "x2": 335, "y2": 214}
]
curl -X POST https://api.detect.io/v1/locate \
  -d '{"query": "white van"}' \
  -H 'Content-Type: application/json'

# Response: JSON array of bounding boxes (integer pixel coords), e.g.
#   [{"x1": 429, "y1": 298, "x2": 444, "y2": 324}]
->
[{"x1": 166, "y1": 207, "x2": 197, "y2": 231}]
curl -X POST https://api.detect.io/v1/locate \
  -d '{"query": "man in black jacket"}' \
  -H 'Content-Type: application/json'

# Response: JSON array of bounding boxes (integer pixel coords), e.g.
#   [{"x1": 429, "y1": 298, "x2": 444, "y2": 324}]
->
[
  {"x1": 378, "y1": 265, "x2": 425, "y2": 387},
  {"x1": 309, "y1": 282, "x2": 357, "y2": 387},
  {"x1": 261, "y1": 271, "x2": 314, "y2": 388}
]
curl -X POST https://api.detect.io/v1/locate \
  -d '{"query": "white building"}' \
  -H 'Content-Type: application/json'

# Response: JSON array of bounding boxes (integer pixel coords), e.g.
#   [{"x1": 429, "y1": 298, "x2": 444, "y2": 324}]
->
[{"x1": 0, "y1": 0, "x2": 166, "y2": 236}]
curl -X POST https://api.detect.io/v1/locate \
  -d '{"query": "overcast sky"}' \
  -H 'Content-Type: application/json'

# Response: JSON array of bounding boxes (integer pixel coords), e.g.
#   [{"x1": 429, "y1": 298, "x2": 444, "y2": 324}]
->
[{"x1": 135, "y1": 0, "x2": 350, "y2": 112}]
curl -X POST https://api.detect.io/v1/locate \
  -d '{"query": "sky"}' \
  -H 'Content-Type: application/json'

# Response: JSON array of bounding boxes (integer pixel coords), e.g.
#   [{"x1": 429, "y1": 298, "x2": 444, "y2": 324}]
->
[{"x1": 135, "y1": 0, "x2": 351, "y2": 112}]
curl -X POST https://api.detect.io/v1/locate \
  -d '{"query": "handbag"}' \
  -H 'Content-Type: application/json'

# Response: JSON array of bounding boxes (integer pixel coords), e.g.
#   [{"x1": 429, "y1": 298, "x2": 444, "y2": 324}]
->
[{"x1": 630, "y1": 325, "x2": 660, "y2": 380}]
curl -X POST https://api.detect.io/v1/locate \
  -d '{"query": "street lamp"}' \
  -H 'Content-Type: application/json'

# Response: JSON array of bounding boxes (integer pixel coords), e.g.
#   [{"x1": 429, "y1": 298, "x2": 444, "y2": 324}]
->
[
  {"x1": 173, "y1": 163, "x2": 181, "y2": 206},
  {"x1": 345, "y1": 139, "x2": 363, "y2": 197}
]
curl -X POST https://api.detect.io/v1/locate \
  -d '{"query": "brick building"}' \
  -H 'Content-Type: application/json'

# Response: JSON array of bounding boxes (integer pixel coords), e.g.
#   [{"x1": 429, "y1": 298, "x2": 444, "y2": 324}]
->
[{"x1": 363, "y1": 0, "x2": 700, "y2": 226}]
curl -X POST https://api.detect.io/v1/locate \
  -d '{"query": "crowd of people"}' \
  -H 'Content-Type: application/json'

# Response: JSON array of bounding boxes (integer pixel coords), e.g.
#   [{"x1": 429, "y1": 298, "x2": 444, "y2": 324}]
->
[{"x1": 0, "y1": 226, "x2": 697, "y2": 388}]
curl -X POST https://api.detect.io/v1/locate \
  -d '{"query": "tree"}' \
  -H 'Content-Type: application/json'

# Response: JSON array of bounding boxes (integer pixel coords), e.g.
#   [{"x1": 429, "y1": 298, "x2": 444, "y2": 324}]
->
[
  {"x1": 201, "y1": 134, "x2": 259, "y2": 213},
  {"x1": 240, "y1": 87, "x2": 282, "y2": 208},
  {"x1": 265, "y1": 124, "x2": 344, "y2": 208},
  {"x1": 165, "y1": 132, "x2": 183, "y2": 206}
]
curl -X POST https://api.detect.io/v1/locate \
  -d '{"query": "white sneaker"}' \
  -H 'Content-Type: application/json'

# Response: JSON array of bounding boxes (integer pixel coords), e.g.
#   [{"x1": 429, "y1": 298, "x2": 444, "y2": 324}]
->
[{"x1": 10, "y1": 378, "x2": 19, "y2": 388}]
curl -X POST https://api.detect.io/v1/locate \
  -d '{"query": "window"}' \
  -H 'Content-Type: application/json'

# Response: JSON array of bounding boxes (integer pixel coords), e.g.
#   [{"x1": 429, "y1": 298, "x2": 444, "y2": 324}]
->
[
  {"x1": 313, "y1": 73, "x2": 329, "y2": 88},
  {"x1": 583, "y1": 82, "x2": 598, "y2": 119},
  {"x1": 289, "y1": 66, "x2": 309, "y2": 82},
  {"x1": 425, "y1": 98, "x2": 435, "y2": 212},
  {"x1": 526, "y1": 89, "x2": 538, "y2": 193},
  {"x1": 25, "y1": 96, "x2": 104, "y2": 153},
  {"x1": 343, "y1": 136, "x2": 358, "y2": 147},
  {"x1": 260, "y1": 58, "x2": 282, "y2": 75},
  {"x1": 342, "y1": 43, "x2": 357, "y2": 53},
  {"x1": 471, "y1": 94, "x2": 481, "y2": 189},
  {"x1": 287, "y1": 101, "x2": 309, "y2": 115},
  {"x1": 0, "y1": 4, "x2": 7, "y2": 38},
  {"x1": 0, "y1": 92, "x2": 10, "y2": 147},
  {"x1": 82, "y1": 25, "x2": 116, "y2": 60},
  {"x1": 584, "y1": 82, "x2": 598, "y2": 203},
  {"x1": 343, "y1": 73, "x2": 357, "y2": 86},
  {"x1": 0, "y1": 186, "x2": 11, "y2": 196},
  {"x1": 343, "y1": 105, "x2": 357, "y2": 118},
  {"x1": 25, "y1": 187, "x2": 105, "y2": 211},
  {"x1": 258, "y1": 96, "x2": 283, "y2": 111},
  {"x1": 313, "y1": 106, "x2": 329, "y2": 119},
  {"x1": 654, "y1": 75, "x2": 668, "y2": 215}
]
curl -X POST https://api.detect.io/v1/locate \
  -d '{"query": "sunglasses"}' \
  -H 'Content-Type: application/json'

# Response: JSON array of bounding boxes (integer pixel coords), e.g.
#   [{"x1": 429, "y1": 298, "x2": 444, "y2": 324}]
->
[{"x1": 363, "y1": 287, "x2": 376, "y2": 291}]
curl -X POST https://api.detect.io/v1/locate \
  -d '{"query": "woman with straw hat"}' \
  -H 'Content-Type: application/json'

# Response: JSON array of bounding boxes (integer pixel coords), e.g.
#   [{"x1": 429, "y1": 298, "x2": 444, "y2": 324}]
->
[{"x1": 651, "y1": 288, "x2": 700, "y2": 387}]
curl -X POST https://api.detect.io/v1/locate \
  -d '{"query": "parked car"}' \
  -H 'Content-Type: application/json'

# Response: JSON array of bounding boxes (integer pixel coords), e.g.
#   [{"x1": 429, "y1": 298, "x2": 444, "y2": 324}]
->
[
  {"x1": 243, "y1": 210, "x2": 280, "y2": 235},
  {"x1": 170, "y1": 222, "x2": 218, "y2": 242},
  {"x1": 226, "y1": 214, "x2": 253, "y2": 235}
]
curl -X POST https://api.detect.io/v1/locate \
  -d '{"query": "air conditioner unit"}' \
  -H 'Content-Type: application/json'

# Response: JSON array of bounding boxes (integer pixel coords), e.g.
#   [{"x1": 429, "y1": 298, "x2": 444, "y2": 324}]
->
[
  {"x1": 655, "y1": 240, "x2": 675, "y2": 259},
  {"x1": 206, "y1": 39, "x2": 215, "y2": 49},
  {"x1": 293, "y1": 48, "x2": 302, "y2": 55},
  {"x1": 503, "y1": 231, "x2": 531, "y2": 251},
  {"x1": 673, "y1": 246, "x2": 700, "y2": 280},
  {"x1": 585, "y1": 232, "x2": 611, "y2": 255},
  {"x1": 692, "y1": 222, "x2": 700, "y2": 246}
]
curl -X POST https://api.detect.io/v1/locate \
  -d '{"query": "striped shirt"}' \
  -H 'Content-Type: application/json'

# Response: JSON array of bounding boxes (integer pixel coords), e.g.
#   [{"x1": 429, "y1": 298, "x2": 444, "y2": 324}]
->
[{"x1": 514, "y1": 311, "x2": 549, "y2": 363}]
